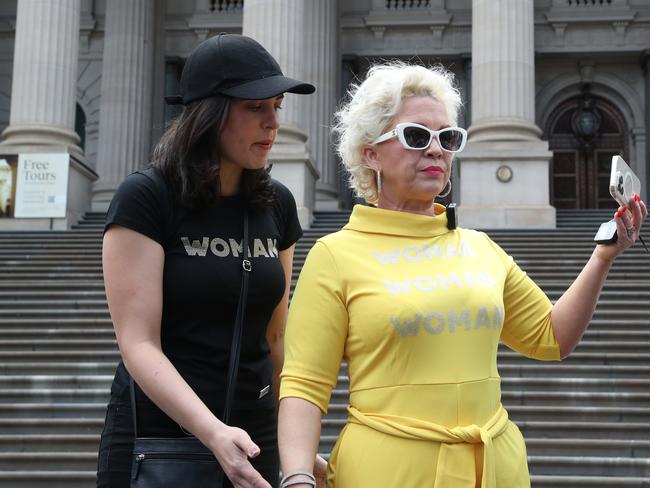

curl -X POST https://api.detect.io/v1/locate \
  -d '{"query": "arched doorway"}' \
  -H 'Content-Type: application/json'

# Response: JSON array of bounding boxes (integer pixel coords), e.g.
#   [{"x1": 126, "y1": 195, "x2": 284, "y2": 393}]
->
[{"x1": 546, "y1": 88, "x2": 628, "y2": 209}]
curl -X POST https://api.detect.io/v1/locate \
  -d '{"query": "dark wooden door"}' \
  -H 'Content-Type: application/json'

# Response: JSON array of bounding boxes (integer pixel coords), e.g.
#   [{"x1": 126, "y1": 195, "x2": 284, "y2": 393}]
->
[{"x1": 547, "y1": 97, "x2": 628, "y2": 209}]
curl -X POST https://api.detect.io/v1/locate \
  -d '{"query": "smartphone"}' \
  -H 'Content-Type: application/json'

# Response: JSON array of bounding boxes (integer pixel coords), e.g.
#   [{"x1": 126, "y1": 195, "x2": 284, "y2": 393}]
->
[
  {"x1": 595, "y1": 155, "x2": 642, "y2": 245},
  {"x1": 609, "y1": 155, "x2": 640, "y2": 207}
]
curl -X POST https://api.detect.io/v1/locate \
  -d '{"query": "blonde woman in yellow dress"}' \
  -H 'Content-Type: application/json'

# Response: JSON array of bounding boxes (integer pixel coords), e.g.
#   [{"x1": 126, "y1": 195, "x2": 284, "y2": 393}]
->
[{"x1": 275, "y1": 62, "x2": 647, "y2": 488}]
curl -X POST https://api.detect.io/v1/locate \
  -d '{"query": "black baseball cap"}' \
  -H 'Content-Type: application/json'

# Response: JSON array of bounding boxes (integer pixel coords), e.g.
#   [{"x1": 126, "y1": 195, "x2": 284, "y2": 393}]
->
[{"x1": 166, "y1": 34, "x2": 315, "y2": 105}]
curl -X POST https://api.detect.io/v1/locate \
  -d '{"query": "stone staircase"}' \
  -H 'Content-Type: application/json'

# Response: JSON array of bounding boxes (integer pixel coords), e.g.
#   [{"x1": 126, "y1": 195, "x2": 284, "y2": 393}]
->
[{"x1": 0, "y1": 208, "x2": 649, "y2": 487}]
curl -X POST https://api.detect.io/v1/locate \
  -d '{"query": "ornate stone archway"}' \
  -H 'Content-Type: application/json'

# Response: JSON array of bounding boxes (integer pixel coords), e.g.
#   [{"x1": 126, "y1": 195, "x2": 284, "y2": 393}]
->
[{"x1": 545, "y1": 92, "x2": 628, "y2": 209}]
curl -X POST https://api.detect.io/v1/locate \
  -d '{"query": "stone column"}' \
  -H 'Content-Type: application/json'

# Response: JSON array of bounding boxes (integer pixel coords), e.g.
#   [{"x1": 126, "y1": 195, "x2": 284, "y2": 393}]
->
[
  {"x1": 243, "y1": 0, "x2": 318, "y2": 227},
  {"x1": 1, "y1": 0, "x2": 81, "y2": 152},
  {"x1": 305, "y1": 0, "x2": 339, "y2": 209},
  {"x1": 92, "y1": 0, "x2": 155, "y2": 211},
  {"x1": 458, "y1": 0, "x2": 555, "y2": 228},
  {"x1": 0, "y1": 0, "x2": 99, "y2": 230}
]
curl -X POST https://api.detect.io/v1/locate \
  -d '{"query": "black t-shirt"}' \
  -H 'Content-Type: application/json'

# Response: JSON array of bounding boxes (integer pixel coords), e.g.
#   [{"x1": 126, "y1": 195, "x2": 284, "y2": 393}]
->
[{"x1": 105, "y1": 168, "x2": 302, "y2": 431}]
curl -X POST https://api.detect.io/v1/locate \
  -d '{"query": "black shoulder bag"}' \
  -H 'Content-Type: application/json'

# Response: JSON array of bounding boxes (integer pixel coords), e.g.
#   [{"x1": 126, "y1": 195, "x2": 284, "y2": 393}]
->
[{"x1": 130, "y1": 212, "x2": 252, "y2": 488}]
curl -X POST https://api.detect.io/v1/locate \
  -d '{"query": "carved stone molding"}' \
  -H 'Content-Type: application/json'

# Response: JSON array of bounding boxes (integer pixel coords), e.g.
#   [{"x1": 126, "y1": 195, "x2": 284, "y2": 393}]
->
[
  {"x1": 579, "y1": 61, "x2": 595, "y2": 84},
  {"x1": 363, "y1": 1, "x2": 452, "y2": 41},
  {"x1": 546, "y1": 0, "x2": 636, "y2": 24},
  {"x1": 79, "y1": 0, "x2": 96, "y2": 52},
  {"x1": 552, "y1": 22, "x2": 567, "y2": 46},
  {"x1": 186, "y1": 0, "x2": 243, "y2": 39},
  {"x1": 612, "y1": 20, "x2": 629, "y2": 45}
]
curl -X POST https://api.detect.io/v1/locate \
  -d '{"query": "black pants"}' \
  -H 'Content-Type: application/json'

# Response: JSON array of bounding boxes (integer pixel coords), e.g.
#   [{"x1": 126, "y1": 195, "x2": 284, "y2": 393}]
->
[{"x1": 96, "y1": 401, "x2": 279, "y2": 488}]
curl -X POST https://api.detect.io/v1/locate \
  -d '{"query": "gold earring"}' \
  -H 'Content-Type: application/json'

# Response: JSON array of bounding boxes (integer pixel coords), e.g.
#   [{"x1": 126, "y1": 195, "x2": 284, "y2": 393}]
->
[{"x1": 438, "y1": 179, "x2": 451, "y2": 198}]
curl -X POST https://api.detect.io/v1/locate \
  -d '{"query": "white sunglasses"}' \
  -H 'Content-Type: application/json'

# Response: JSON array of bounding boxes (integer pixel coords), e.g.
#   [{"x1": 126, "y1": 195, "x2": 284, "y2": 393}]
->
[{"x1": 372, "y1": 122, "x2": 467, "y2": 153}]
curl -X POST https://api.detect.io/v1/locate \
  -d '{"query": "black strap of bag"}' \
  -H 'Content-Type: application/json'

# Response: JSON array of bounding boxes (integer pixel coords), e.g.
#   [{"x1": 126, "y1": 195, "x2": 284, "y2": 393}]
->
[{"x1": 129, "y1": 210, "x2": 251, "y2": 435}]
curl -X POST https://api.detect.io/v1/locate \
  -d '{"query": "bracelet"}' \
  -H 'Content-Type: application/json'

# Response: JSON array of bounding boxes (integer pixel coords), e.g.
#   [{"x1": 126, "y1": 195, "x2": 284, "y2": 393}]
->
[
  {"x1": 280, "y1": 470, "x2": 316, "y2": 488},
  {"x1": 282, "y1": 480, "x2": 316, "y2": 488}
]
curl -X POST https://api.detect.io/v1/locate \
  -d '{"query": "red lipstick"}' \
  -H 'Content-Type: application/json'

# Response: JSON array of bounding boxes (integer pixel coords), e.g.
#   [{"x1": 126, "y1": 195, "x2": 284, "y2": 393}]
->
[
  {"x1": 253, "y1": 139, "x2": 273, "y2": 149},
  {"x1": 421, "y1": 166, "x2": 444, "y2": 176}
]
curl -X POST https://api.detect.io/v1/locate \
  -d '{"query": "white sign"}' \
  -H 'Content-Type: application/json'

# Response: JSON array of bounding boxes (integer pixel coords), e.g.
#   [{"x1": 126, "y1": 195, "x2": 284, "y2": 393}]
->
[{"x1": 14, "y1": 153, "x2": 70, "y2": 218}]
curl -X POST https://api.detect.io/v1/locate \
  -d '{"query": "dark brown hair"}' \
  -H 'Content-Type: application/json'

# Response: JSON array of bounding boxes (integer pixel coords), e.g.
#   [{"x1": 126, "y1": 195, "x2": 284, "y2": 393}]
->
[{"x1": 151, "y1": 95, "x2": 275, "y2": 210}]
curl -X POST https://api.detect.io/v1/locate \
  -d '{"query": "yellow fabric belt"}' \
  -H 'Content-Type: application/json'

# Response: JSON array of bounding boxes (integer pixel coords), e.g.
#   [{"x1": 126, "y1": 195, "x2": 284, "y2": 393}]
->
[{"x1": 347, "y1": 403, "x2": 510, "y2": 488}]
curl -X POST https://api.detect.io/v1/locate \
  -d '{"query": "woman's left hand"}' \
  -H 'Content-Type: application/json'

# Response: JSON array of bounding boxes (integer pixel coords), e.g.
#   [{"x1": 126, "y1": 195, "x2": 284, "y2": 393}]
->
[
  {"x1": 595, "y1": 195, "x2": 648, "y2": 262},
  {"x1": 314, "y1": 454, "x2": 328, "y2": 488}
]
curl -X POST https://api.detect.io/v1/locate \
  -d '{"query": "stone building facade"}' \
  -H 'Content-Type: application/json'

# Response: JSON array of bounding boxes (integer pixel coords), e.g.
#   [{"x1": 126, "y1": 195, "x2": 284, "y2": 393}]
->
[{"x1": 0, "y1": 0, "x2": 647, "y2": 229}]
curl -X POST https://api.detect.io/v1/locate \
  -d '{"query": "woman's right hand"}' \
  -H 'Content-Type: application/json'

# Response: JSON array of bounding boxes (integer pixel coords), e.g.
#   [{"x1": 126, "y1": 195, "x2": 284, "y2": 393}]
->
[{"x1": 211, "y1": 424, "x2": 271, "y2": 488}]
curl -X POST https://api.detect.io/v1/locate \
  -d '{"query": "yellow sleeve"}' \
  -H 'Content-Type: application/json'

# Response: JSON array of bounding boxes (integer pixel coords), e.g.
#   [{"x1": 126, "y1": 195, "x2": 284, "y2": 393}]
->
[
  {"x1": 280, "y1": 240, "x2": 348, "y2": 414},
  {"x1": 485, "y1": 235, "x2": 561, "y2": 361}
]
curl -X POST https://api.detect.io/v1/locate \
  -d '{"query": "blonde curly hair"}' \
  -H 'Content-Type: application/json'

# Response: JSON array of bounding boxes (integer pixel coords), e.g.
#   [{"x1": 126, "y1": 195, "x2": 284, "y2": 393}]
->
[{"x1": 333, "y1": 61, "x2": 462, "y2": 205}]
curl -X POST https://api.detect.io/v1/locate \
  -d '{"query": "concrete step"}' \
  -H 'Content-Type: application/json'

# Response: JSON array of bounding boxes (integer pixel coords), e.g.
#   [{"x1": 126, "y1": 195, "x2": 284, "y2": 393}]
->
[
  {"x1": 0, "y1": 329, "x2": 115, "y2": 340},
  {"x1": 0, "y1": 258, "x2": 100, "y2": 265},
  {"x1": 490, "y1": 364, "x2": 650, "y2": 378},
  {"x1": 0, "y1": 388, "x2": 109, "y2": 403},
  {"x1": 516, "y1": 421, "x2": 650, "y2": 440},
  {"x1": 0, "y1": 339, "x2": 117, "y2": 350},
  {"x1": 0, "y1": 290, "x2": 105, "y2": 299},
  {"x1": 527, "y1": 271, "x2": 650, "y2": 280},
  {"x1": 0, "y1": 317, "x2": 112, "y2": 327},
  {"x1": 0, "y1": 362, "x2": 117, "y2": 375},
  {"x1": 0, "y1": 375, "x2": 112, "y2": 389},
  {"x1": 531, "y1": 475, "x2": 650, "y2": 487},
  {"x1": 0, "y1": 403, "x2": 106, "y2": 419},
  {"x1": 0, "y1": 434, "x2": 99, "y2": 452},
  {"x1": 0, "y1": 300, "x2": 107, "y2": 309},
  {"x1": 0, "y1": 452, "x2": 97, "y2": 471},
  {"x1": 0, "y1": 282, "x2": 104, "y2": 292},
  {"x1": 0, "y1": 273, "x2": 103, "y2": 281},
  {"x1": 0, "y1": 266, "x2": 102, "y2": 272},
  {"x1": 0, "y1": 310, "x2": 110, "y2": 318},
  {"x1": 0, "y1": 245, "x2": 101, "y2": 252},
  {"x1": 0, "y1": 418, "x2": 103, "y2": 435},
  {"x1": 529, "y1": 455, "x2": 650, "y2": 477},
  {"x1": 498, "y1": 351, "x2": 650, "y2": 365},
  {"x1": 500, "y1": 340, "x2": 650, "y2": 353},
  {"x1": 0, "y1": 351, "x2": 119, "y2": 362},
  {"x1": 0, "y1": 470, "x2": 95, "y2": 488},
  {"x1": 0, "y1": 236, "x2": 100, "y2": 242},
  {"x1": 525, "y1": 438, "x2": 650, "y2": 458}
]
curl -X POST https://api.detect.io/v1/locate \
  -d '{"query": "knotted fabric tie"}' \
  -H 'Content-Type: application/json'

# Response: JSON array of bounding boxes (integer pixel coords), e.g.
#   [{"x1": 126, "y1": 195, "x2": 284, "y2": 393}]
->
[{"x1": 347, "y1": 403, "x2": 510, "y2": 488}]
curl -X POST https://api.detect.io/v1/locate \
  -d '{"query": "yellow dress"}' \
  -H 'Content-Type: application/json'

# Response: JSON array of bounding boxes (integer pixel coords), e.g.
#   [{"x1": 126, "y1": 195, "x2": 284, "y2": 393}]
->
[{"x1": 280, "y1": 204, "x2": 561, "y2": 488}]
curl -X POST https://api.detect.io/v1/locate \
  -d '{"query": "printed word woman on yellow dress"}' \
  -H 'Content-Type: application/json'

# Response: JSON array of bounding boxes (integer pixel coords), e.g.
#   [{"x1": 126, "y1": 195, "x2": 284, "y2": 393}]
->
[{"x1": 276, "y1": 62, "x2": 647, "y2": 488}]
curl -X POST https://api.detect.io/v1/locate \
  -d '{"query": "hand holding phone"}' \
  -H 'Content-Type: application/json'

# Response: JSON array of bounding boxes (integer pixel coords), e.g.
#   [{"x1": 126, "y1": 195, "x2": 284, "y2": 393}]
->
[
  {"x1": 594, "y1": 156, "x2": 646, "y2": 252},
  {"x1": 609, "y1": 155, "x2": 640, "y2": 208}
]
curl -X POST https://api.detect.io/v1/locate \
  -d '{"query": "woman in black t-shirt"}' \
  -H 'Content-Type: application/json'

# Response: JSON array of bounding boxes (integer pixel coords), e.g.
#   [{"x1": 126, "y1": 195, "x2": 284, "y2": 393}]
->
[{"x1": 97, "y1": 34, "x2": 317, "y2": 488}]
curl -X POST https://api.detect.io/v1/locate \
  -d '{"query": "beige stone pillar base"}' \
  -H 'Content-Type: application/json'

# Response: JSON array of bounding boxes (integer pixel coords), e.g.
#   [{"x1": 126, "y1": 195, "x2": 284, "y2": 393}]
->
[
  {"x1": 458, "y1": 140, "x2": 556, "y2": 229},
  {"x1": 269, "y1": 126, "x2": 318, "y2": 229},
  {"x1": 91, "y1": 183, "x2": 117, "y2": 213}
]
